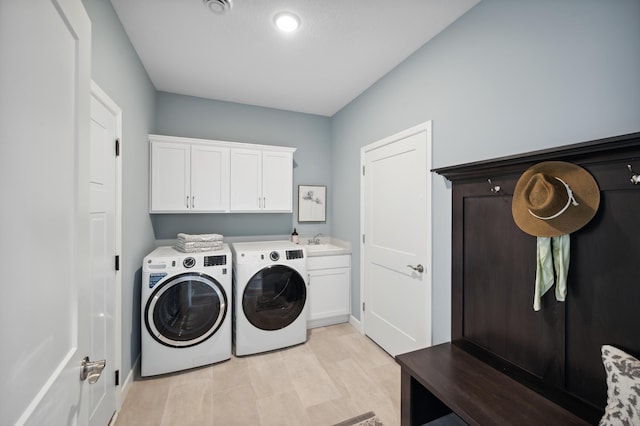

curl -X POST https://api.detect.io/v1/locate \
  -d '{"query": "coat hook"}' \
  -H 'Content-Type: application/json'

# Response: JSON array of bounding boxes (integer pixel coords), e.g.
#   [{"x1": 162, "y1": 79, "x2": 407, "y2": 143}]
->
[
  {"x1": 488, "y1": 178, "x2": 501, "y2": 194},
  {"x1": 628, "y1": 165, "x2": 640, "y2": 185}
]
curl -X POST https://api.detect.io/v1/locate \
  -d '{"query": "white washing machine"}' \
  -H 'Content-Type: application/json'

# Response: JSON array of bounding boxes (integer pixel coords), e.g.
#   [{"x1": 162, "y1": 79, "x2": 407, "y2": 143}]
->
[
  {"x1": 141, "y1": 245, "x2": 231, "y2": 376},
  {"x1": 231, "y1": 241, "x2": 308, "y2": 356}
]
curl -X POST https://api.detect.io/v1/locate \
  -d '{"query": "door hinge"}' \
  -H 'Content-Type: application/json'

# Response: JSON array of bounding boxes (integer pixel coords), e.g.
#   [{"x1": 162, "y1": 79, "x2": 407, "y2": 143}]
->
[
  {"x1": 362, "y1": 165, "x2": 365, "y2": 176},
  {"x1": 115, "y1": 369, "x2": 120, "y2": 386},
  {"x1": 115, "y1": 255, "x2": 120, "y2": 271},
  {"x1": 115, "y1": 138, "x2": 120, "y2": 157},
  {"x1": 362, "y1": 302, "x2": 365, "y2": 312}
]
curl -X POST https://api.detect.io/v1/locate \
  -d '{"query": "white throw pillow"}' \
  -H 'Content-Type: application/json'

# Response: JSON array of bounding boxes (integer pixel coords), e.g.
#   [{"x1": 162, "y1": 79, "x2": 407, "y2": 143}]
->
[{"x1": 600, "y1": 345, "x2": 640, "y2": 426}]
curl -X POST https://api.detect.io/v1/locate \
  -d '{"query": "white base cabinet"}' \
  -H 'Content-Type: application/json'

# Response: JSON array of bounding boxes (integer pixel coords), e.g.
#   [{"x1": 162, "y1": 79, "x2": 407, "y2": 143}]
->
[{"x1": 307, "y1": 254, "x2": 351, "y2": 329}]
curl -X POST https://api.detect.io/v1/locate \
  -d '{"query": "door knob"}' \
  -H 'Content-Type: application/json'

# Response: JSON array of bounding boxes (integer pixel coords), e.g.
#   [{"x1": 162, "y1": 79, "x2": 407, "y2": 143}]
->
[
  {"x1": 80, "y1": 356, "x2": 106, "y2": 384},
  {"x1": 407, "y1": 264, "x2": 424, "y2": 273}
]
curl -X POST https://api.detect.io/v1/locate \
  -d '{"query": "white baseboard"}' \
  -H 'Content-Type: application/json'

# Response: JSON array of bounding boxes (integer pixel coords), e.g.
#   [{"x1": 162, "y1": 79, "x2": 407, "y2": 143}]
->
[
  {"x1": 112, "y1": 355, "x2": 139, "y2": 425},
  {"x1": 349, "y1": 314, "x2": 363, "y2": 333},
  {"x1": 122, "y1": 356, "x2": 139, "y2": 401},
  {"x1": 307, "y1": 315, "x2": 350, "y2": 329}
]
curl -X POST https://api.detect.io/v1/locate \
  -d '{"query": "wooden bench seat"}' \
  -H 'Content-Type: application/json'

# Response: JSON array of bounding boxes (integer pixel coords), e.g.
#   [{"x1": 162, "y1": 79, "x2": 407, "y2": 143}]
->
[{"x1": 396, "y1": 343, "x2": 591, "y2": 426}]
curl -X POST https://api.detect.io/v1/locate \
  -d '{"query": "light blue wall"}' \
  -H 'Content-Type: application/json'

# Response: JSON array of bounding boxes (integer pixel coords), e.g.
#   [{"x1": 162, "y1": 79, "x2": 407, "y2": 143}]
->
[
  {"x1": 331, "y1": 0, "x2": 640, "y2": 344},
  {"x1": 82, "y1": 0, "x2": 157, "y2": 384},
  {"x1": 83, "y1": 0, "x2": 640, "y2": 380},
  {"x1": 153, "y1": 92, "x2": 332, "y2": 240}
]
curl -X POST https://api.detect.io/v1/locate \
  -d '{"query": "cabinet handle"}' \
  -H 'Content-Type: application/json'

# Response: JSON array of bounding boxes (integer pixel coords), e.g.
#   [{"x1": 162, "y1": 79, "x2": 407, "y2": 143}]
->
[
  {"x1": 191, "y1": 196, "x2": 195, "y2": 208},
  {"x1": 186, "y1": 196, "x2": 189, "y2": 208},
  {"x1": 263, "y1": 197, "x2": 266, "y2": 209}
]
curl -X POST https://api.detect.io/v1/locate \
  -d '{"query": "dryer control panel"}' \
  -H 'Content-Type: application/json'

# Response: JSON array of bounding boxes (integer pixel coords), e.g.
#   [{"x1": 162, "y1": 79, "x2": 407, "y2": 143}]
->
[
  {"x1": 286, "y1": 249, "x2": 304, "y2": 260},
  {"x1": 204, "y1": 255, "x2": 227, "y2": 267}
]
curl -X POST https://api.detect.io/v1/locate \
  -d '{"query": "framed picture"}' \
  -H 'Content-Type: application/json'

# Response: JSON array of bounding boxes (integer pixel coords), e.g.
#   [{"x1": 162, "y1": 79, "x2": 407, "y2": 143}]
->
[{"x1": 298, "y1": 185, "x2": 327, "y2": 222}]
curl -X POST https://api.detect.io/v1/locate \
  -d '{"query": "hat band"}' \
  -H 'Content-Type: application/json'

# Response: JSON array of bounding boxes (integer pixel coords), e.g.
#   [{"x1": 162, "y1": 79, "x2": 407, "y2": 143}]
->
[{"x1": 528, "y1": 176, "x2": 579, "y2": 220}]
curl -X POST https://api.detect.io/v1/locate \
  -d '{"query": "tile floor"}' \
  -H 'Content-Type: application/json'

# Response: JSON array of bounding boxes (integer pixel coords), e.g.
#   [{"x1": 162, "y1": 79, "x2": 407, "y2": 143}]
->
[{"x1": 114, "y1": 323, "x2": 401, "y2": 426}]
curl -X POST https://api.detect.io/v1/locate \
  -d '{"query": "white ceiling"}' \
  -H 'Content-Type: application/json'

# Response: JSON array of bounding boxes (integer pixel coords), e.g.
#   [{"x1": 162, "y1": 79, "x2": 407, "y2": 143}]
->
[{"x1": 110, "y1": 0, "x2": 479, "y2": 117}]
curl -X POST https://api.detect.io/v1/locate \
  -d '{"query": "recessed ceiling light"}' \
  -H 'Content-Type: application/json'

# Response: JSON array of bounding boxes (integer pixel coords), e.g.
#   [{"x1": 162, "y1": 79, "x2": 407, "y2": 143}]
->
[
  {"x1": 274, "y1": 12, "x2": 300, "y2": 32},
  {"x1": 203, "y1": 0, "x2": 233, "y2": 15}
]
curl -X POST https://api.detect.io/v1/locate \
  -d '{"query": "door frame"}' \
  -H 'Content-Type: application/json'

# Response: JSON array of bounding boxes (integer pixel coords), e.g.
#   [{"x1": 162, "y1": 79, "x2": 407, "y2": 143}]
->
[
  {"x1": 90, "y1": 81, "x2": 123, "y2": 410},
  {"x1": 359, "y1": 120, "x2": 433, "y2": 339}
]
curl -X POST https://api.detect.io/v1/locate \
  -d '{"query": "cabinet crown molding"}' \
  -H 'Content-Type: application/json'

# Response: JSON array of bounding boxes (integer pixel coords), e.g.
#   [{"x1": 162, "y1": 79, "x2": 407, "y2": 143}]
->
[{"x1": 149, "y1": 134, "x2": 297, "y2": 153}]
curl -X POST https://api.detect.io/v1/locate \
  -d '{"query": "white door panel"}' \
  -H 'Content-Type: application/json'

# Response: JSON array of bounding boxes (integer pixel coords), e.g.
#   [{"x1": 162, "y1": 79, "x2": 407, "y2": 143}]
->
[
  {"x1": 262, "y1": 151, "x2": 293, "y2": 211},
  {"x1": 230, "y1": 148, "x2": 262, "y2": 211},
  {"x1": 369, "y1": 262, "x2": 423, "y2": 338},
  {"x1": 362, "y1": 122, "x2": 432, "y2": 357},
  {"x1": 89, "y1": 89, "x2": 118, "y2": 426},
  {"x1": 151, "y1": 142, "x2": 190, "y2": 211},
  {"x1": 191, "y1": 145, "x2": 229, "y2": 212},
  {"x1": 0, "y1": 0, "x2": 91, "y2": 424}
]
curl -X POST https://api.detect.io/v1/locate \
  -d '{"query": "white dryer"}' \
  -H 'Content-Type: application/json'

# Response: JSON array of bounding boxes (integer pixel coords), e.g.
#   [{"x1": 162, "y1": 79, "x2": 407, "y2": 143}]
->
[
  {"x1": 141, "y1": 245, "x2": 231, "y2": 376},
  {"x1": 231, "y1": 241, "x2": 308, "y2": 356}
]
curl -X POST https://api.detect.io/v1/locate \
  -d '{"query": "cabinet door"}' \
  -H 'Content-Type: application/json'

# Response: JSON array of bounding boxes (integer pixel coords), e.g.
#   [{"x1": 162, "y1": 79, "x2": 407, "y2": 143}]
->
[
  {"x1": 230, "y1": 148, "x2": 262, "y2": 211},
  {"x1": 150, "y1": 142, "x2": 190, "y2": 212},
  {"x1": 191, "y1": 145, "x2": 229, "y2": 212},
  {"x1": 308, "y1": 267, "x2": 351, "y2": 321},
  {"x1": 262, "y1": 150, "x2": 293, "y2": 212}
]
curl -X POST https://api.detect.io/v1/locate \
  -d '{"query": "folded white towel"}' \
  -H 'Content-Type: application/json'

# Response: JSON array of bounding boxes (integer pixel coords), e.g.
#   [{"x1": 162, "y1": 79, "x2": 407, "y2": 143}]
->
[
  {"x1": 177, "y1": 233, "x2": 223, "y2": 243},
  {"x1": 174, "y1": 244, "x2": 224, "y2": 253},
  {"x1": 176, "y1": 241, "x2": 224, "y2": 249}
]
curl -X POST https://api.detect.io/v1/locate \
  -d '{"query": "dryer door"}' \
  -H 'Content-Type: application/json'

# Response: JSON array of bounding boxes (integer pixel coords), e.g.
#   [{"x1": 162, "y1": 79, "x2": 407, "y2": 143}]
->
[
  {"x1": 145, "y1": 272, "x2": 227, "y2": 347},
  {"x1": 243, "y1": 265, "x2": 307, "y2": 330}
]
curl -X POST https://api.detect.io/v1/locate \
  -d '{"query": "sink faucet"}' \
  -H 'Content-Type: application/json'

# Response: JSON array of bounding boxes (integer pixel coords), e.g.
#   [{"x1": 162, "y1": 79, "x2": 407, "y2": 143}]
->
[{"x1": 309, "y1": 233, "x2": 324, "y2": 245}]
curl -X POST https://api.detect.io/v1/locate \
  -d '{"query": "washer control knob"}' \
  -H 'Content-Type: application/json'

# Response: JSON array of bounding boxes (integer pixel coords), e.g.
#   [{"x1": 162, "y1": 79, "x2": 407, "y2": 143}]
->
[
  {"x1": 269, "y1": 251, "x2": 280, "y2": 261},
  {"x1": 183, "y1": 257, "x2": 196, "y2": 268}
]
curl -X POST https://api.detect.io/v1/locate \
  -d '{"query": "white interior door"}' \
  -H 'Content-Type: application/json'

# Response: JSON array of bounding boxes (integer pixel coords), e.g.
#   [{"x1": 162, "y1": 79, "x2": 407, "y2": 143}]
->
[
  {"x1": 0, "y1": 0, "x2": 92, "y2": 425},
  {"x1": 361, "y1": 121, "x2": 432, "y2": 357},
  {"x1": 89, "y1": 84, "x2": 120, "y2": 426}
]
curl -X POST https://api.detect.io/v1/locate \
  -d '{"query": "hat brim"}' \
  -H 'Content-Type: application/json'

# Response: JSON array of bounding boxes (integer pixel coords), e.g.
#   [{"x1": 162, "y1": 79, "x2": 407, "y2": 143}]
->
[{"x1": 512, "y1": 161, "x2": 600, "y2": 237}]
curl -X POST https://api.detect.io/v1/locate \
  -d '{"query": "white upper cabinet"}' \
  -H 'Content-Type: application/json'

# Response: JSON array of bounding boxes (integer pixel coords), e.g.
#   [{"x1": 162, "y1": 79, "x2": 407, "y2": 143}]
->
[
  {"x1": 149, "y1": 135, "x2": 295, "y2": 214},
  {"x1": 262, "y1": 150, "x2": 294, "y2": 212},
  {"x1": 190, "y1": 144, "x2": 230, "y2": 212},
  {"x1": 150, "y1": 138, "x2": 229, "y2": 212},
  {"x1": 150, "y1": 140, "x2": 191, "y2": 212},
  {"x1": 229, "y1": 148, "x2": 261, "y2": 211},
  {"x1": 230, "y1": 148, "x2": 294, "y2": 212}
]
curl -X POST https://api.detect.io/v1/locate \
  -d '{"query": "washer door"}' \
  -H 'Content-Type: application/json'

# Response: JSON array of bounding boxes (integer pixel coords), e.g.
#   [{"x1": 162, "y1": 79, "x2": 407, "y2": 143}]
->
[
  {"x1": 243, "y1": 265, "x2": 307, "y2": 331},
  {"x1": 145, "y1": 272, "x2": 227, "y2": 348}
]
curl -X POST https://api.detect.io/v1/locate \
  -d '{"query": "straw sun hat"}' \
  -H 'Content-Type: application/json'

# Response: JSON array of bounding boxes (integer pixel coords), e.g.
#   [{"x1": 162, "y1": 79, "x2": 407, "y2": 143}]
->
[{"x1": 512, "y1": 161, "x2": 600, "y2": 237}]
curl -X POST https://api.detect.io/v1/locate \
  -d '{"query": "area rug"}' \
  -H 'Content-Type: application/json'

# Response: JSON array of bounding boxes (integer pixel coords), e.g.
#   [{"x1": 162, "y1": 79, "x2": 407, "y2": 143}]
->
[{"x1": 332, "y1": 411, "x2": 384, "y2": 426}]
